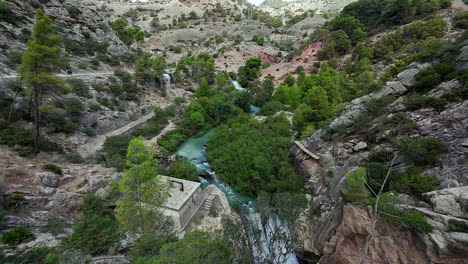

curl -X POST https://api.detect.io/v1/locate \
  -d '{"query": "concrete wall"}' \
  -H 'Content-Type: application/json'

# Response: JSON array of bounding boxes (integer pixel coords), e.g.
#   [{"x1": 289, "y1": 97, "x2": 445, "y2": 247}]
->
[{"x1": 177, "y1": 187, "x2": 202, "y2": 230}]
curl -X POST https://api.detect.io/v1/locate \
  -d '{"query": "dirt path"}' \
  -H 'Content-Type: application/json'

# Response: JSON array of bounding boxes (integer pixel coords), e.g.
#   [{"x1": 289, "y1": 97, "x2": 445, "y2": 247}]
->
[
  {"x1": 145, "y1": 120, "x2": 177, "y2": 147},
  {"x1": 1, "y1": 72, "x2": 115, "y2": 81},
  {"x1": 77, "y1": 111, "x2": 155, "y2": 159}
]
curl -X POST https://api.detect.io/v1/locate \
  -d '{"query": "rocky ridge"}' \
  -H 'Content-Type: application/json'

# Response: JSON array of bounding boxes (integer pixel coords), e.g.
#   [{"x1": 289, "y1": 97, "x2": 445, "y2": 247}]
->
[{"x1": 291, "y1": 41, "x2": 468, "y2": 263}]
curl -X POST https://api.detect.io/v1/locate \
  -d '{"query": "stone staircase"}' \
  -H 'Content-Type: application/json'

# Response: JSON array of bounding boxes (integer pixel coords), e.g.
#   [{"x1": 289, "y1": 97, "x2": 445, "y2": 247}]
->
[{"x1": 203, "y1": 195, "x2": 215, "y2": 211}]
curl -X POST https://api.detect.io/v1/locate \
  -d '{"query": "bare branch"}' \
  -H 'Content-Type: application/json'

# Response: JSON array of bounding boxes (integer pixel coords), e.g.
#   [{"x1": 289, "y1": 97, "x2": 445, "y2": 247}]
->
[{"x1": 359, "y1": 153, "x2": 398, "y2": 264}]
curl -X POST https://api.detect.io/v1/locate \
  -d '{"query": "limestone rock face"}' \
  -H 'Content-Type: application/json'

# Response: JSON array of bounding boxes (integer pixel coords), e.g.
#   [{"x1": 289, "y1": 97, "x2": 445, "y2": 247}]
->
[
  {"x1": 36, "y1": 172, "x2": 61, "y2": 188},
  {"x1": 423, "y1": 187, "x2": 468, "y2": 219},
  {"x1": 292, "y1": 47, "x2": 468, "y2": 262}
]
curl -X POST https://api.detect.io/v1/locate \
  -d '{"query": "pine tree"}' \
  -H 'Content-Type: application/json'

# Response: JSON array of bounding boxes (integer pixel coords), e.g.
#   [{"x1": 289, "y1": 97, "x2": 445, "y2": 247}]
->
[
  {"x1": 17, "y1": 9, "x2": 68, "y2": 150},
  {"x1": 115, "y1": 138, "x2": 172, "y2": 237}
]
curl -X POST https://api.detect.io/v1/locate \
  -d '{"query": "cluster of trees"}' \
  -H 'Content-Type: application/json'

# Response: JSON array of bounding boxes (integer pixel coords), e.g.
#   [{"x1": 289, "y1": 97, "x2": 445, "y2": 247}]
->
[
  {"x1": 135, "y1": 53, "x2": 167, "y2": 87},
  {"x1": 111, "y1": 18, "x2": 147, "y2": 46},
  {"x1": 242, "y1": 8, "x2": 283, "y2": 28},
  {"x1": 174, "y1": 53, "x2": 216, "y2": 84},
  {"x1": 340, "y1": 0, "x2": 451, "y2": 31},
  {"x1": 207, "y1": 114, "x2": 302, "y2": 195},
  {"x1": 270, "y1": 62, "x2": 380, "y2": 137}
]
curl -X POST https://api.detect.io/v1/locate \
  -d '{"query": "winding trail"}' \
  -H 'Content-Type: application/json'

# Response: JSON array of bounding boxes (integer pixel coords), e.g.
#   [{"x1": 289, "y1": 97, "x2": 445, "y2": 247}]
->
[
  {"x1": 77, "y1": 111, "x2": 155, "y2": 159},
  {"x1": 145, "y1": 120, "x2": 176, "y2": 147},
  {"x1": 1, "y1": 72, "x2": 115, "y2": 81}
]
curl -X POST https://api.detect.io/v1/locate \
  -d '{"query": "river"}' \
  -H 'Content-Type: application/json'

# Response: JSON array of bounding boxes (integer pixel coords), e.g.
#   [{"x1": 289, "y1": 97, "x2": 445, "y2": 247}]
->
[{"x1": 176, "y1": 96, "x2": 299, "y2": 263}]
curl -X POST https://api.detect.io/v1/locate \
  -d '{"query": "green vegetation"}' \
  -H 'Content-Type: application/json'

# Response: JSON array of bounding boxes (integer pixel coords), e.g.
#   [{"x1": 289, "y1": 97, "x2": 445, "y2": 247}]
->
[
  {"x1": 101, "y1": 133, "x2": 133, "y2": 171},
  {"x1": 0, "y1": 121, "x2": 62, "y2": 156},
  {"x1": 115, "y1": 138, "x2": 172, "y2": 236},
  {"x1": 60, "y1": 194, "x2": 121, "y2": 256},
  {"x1": 157, "y1": 128, "x2": 191, "y2": 153},
  {"x1": 174, "y1": 53, "x2": 216, "y2": 84},
  {"x1": 18, "y1": 9, "x2": 68, "y2": 150},
  {"x1": 135, "y1": 53, "x2": 167, "y2": 87},
  {"x1": 207, "y1": 114, "x2": 302, "y2": 195},
  {"x1": 238, "y1": 57, "x2": 262, "y2": 88},
  {"x1": 376, "y1": 193, "x2": 434, "y2": 233},
  {"x1": 111, "y1": 18, "x2": 146, "y2": 46},
  {"x1": 448, "y1": 219, "x2": 468, "y2": 233},
  {"x1": 339, "y1": 0, "x2": 451, "y2": 32},
  {"x1": 413, "y1": 63, "x2": 455, "y2": 93},
  {"x1": 341, "y1": 168, "x2": 370, "y2": 205},
  {"x1": 149, "y1": 230, "x2": 232, "y2": 263},
  {"x1": 402, "y1": 137, "x2": 448, "y2": 166},
  {"x1": 42, "y1": 164, "x2": 62, "y2": 175},
  {"x1": 404, "y1": 94, "x2": 446, "y2": 111},
  {"x1": 390, "y1": 167, "x2": 439, "y2": 196},
  {"x1": 453, "y1": 11, "x2": 468, "y2": 29},
  {"x1": 0, "y1": 247, "x2": 59, "y2": 264},
  {"x1": 252, "y1": 35, "x2": 265, "y2": 46},
  {"x1": 242, "y1": 7, "x2": 282, "y2": 28},
  {"x1": 2, "y1": 226, "x2": 35, "y2": 245},
  {"x1": 0, "y1": 0, "x2": 20, "y2": 25},
  {"x1": 168, "y1": 161, "x2": 199, "y2": 182},
  {"x1": 66, "y1": 79, "x2": 91, "y2": 98},
  {"x1": 342, "y1": 166, "x2": 435, "y2": 233}
]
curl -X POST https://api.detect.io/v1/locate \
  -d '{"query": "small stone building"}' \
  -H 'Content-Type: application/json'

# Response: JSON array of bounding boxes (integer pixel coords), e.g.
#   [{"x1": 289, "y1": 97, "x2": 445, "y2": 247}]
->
[{"x1": 160, "y1": 176, "x2": 203, "y2": 231}]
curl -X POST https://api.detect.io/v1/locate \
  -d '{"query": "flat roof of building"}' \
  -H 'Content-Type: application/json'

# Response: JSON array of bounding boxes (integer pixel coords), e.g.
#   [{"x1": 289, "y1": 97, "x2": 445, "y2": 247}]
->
[{"x1": 160, "y1": 176, "x2": 201, "y2": 211}]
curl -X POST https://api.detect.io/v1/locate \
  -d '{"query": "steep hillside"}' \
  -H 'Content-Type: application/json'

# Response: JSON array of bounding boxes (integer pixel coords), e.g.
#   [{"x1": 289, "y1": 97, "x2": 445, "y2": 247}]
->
[{"x1": 0, "y1": 0, "x2": 467, "y2": 263}]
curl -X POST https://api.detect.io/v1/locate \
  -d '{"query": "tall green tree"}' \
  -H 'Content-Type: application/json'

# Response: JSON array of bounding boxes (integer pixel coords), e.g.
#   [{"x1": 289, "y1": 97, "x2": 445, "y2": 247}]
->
[
  {"x1": 135, "y1": 53, "x2": 166, "y2": 87},
  {"x1": 115, "y1": 138, "x2": 172, "y2": 237},
  {"x1": 238, "y1": 57, "x2": 262, "y2": 88},
  {"x1": 18, "y1": 9, "x2": 68, "y2": 150}
]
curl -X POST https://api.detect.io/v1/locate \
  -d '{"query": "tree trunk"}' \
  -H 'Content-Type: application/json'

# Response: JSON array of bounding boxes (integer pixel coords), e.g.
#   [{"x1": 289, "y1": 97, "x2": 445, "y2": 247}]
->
[
  {"x1": 7, "y1": 80, "x2": 21, "y2": 122},
  {"x1": 33, "y1": 87, "x2": 40, "y2": 150},
  {"x1": 27, "y1": 93, "x2": 33, "y2": 121}
]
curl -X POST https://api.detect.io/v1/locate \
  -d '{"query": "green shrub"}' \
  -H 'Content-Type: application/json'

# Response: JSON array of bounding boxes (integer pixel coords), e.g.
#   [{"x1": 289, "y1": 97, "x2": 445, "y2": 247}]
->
[
  {"x1": 0, "y1": 121, "x2": 62, "y2": 155},
  {"x1": 258, "y1": 100, "x2": 286, "y2": 116},
  {"x1": 402, "y1": 137, "x2": 448, "y2": 166},
  {"x1": 404, "y1": 94, "x2": 446, "y2": 111},
  {"x1": 377, "y1": 193, "x2": 433, "y2": 233},
  {"x1": 413, "y1": 64, "x2": 455, "y2": 93},
  {"x1": 109, "y1": 84, "x2": 123, "y2": 96},
  {"x1": 5, "y1": 51, "x2": 22, "y2": 68},
  {"x1": 47, "y1": 214, "x2": 67, "y2": 236},
  {"x1": 2, "y1": 226, "x2": 35, "y2": 245},
  {"x1": 101, "y1": 133, "x2": 133, "y2": 171},
  {"x1": 453, "y1": 11, "x2": 468, "y2": 29},
  {"x1": 440, "y1": 86, "x2": 468, "y2": 102},
  {"x1": 209, "y1": 206, "x2": 218, "y2": 217},
  {"x1": 1, "y1": 247, "x2": 59, "y2": 264},
  {"x1": 60, "y1": 194, "x2": 121, "y2": 256},
  {"x1": 252, "y1": 35, "x2": 264, "y2": 46},
  {"x1": 67, "y1": 79, "x2": 91, "y2": 98},
  {"x1": 365, "y1": 162, "x2": 389, "y2": 194},
  {"x1": 341, "y1": 168, "x2": 370, "y2": 205},
  {"x1": 128, "y1": 233, "x2": 175, "y2": 261},
  {"x1": 152, "y1": 230, "x2": 232, "y2": 263},
  {"x1": 42, "y1": 164, "x2": 63, "y2": 175},
  {"x1": 369, "y1": 149, "x2": 394, "y2": 163},
  {"x1": 448, "y1": 219, "x2": 468, "y2": 233},
  {"x1": 390, "y1": 167, "x2": 439, "y2": 195},
  {"x1": 64, "y1": 153, "x2": 85, "y2": 164},
  {"x1": 0, "y1": 1, "x2": 19, "y2": 25},
  {"x1": 169, "y1": 45, "x2": 182, "y2": 53},
  {"x1": 157, "y1": 128, "x2": 190, "y2": 152},
  {"x1": 168, "y1": 161, "x2": 199, "y2": 182}
]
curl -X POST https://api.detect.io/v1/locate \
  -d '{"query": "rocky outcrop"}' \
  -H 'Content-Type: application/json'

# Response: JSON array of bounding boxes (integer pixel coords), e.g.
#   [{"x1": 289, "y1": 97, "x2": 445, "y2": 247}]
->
[
  {"x1": 292, "y1": 52, "x2": 468, "y2": 263},
  {"x1": 423, "y1": 187, "x2": 468, "y2": 219}
]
